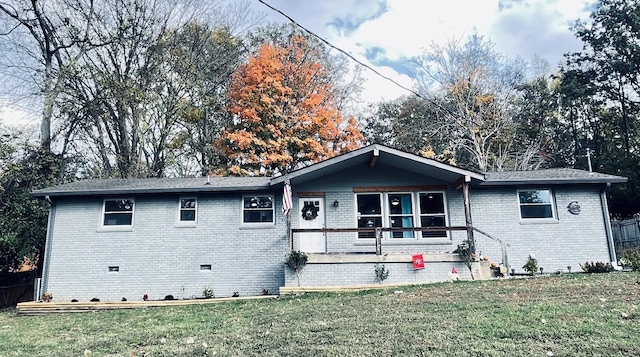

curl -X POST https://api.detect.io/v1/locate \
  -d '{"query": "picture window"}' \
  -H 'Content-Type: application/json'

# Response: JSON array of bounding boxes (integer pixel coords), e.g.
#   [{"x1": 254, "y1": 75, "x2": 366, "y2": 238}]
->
[{"x1": 518, "y1": 189, "x2": 555, "y2": 219}]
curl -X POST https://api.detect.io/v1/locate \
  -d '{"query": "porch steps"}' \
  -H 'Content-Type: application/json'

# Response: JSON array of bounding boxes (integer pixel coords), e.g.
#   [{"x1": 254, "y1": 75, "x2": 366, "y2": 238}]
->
[{"x1": 15, "y1": 295, "x2": 277, "y2": 316}]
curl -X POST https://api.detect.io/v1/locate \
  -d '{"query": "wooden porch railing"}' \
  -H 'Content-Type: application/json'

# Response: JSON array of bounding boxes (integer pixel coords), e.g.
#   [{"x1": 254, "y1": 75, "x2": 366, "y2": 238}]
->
[
  {"x1": 290, "y1": 226, "x2": 469, "y2": 255},
  {"x1": 290, "y1": 226, "x2": 510, "y2": 267}
]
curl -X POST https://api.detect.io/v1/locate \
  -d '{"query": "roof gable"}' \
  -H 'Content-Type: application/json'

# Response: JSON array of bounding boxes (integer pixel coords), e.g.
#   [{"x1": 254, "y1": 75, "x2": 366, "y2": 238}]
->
[{"x1": 270, "y1": 144, "x2": 485, "y2": 186}]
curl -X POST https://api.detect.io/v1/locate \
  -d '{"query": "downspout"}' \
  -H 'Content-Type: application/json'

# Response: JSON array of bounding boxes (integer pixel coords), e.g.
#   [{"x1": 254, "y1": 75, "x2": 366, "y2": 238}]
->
[
  {"x1": 600, "y1": 184, "x2": 618, "y2": 265},
  {"x1": 40, "y1": 195, "x2": 56, "y2": 298}
]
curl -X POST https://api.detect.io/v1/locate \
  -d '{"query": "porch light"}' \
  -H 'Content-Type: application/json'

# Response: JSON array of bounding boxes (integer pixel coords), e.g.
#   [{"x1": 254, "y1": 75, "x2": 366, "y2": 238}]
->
[{"x1": 333, "y1": 200, "x2": 339, "y2": 207}]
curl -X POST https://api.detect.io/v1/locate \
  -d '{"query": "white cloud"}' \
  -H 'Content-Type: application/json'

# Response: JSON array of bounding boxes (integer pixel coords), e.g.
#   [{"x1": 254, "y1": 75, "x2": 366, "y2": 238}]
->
[
  {"x1": 0, "y1": 101, "x2": 38, "y2": 129},
  {"x1": 246, "y1": 0, "x2": 598, "y2": 102},
  {"x1": 359, "y1": 64, "x2": 415, "y2": 103}
]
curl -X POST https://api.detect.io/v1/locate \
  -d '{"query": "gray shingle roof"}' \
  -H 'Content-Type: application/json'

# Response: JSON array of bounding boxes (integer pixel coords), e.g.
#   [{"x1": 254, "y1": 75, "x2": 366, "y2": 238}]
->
[
  {"x1": 481, "y1": 168, "x2": 627, "y2": 186},
  {"x1": 31, "y1": 176, "x2": 272, "y2": 197}
]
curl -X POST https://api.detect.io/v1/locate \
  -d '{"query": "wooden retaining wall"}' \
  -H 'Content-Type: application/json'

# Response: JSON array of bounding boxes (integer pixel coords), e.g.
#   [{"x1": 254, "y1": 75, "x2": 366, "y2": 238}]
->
[{"x1": 16, "y1": 295, "x2": 278, "y2": 316}]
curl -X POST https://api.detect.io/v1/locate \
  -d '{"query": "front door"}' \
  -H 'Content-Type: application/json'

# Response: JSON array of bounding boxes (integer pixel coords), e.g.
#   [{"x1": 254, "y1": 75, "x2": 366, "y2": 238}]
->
[{"x1": 298, "y1": 198, "x2": 326, "y2": 253}]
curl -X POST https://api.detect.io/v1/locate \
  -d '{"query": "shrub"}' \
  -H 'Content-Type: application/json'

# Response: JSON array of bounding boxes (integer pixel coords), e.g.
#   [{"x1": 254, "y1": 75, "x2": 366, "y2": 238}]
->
[
  {"x1": 285, "y1": 250, "x2": 308, "y2": 287},
  {"x1": 619, "y1": 247, "x2": 640, "y2": 271},
  {"x1": 455, "y1": 239, "x2": 476, "y2": 279},
  {"x1": 374, "y1": 264, "x2": 390, "y2": 283},
  {"x1": 580, "y1": 261, "x2": 614, "y2": 273},
  {"x1": 203, "y1": 286, "x2": 214, "y2": 298},
  {"x1": 522, "y1": 257, "x2": 538, "y2": 276}
]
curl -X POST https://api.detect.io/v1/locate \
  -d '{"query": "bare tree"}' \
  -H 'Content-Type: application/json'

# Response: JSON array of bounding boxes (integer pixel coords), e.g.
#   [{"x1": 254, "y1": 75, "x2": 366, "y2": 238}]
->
[
  {"x1": 58, "y1": 0, "x2": 255, "y2": 178},
  {"x1": 0, "y1": 0, "x2": 99, "y2": 152},
  {"x1": 416, "y1": 35, "x2": 525, "y2": 171}
]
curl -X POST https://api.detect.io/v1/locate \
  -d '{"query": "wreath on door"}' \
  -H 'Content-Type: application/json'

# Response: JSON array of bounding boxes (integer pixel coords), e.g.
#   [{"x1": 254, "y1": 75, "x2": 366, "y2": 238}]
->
[{"x1": 301, "y1": 201, "x2": 319, "y2": 221}]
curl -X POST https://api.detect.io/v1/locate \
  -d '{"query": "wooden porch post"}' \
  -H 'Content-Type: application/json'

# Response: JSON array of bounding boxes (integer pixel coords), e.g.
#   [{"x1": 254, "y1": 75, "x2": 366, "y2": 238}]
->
[
  {"x1": 375, "y1": 227, "x2": 382, "y2": 255},
  {"x1": 462, "y1": 176, "x2": 475, "y2": 245}
]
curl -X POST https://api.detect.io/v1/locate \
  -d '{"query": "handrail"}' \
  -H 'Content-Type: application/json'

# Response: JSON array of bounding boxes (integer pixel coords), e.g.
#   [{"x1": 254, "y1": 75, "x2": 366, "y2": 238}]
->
[
  {"x1": 471, "y1": 227, "x2": 510, "y2": 269},
  {"x1": 291, "y1": 226, "x2": 469, "y2": 255},
  {"x1": 290, "y1": 226, "x2": 510, "y2": 268}
]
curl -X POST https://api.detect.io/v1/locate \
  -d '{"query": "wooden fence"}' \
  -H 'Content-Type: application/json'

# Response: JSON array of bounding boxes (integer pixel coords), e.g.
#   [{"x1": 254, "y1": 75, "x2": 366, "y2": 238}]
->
[
  {"x1": 611, "y1": 217, "x2": 640, "y2": 250},
  {"x1": 0, "y1": 283, "x2": 33, "y2": 308}
]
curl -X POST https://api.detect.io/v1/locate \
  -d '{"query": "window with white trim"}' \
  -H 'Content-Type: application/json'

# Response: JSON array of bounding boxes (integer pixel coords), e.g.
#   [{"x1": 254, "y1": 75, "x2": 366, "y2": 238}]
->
[
  {"x1": 103, "y1": 199, "x2": 134, "y2": 226},
  {"x1": 388, "y1": 193, "x2": 414, "y2": 238},
  {"x1": 518, "y1": 189, "x2": 555, "y2": 219},
  {"x1": 242, "y1": 195, "x2": 274, "y2": 223},
  {"x1": 179, "y1": 197, "x2": 197, "y2": 222},
  {"x1": 419, "y1": 192, "x2": 447, "y2": 237},
  {"x1": 357, "y1": 194, "x2": 383, "y2": 238},
  {"x1": 356, "y1": 192, "x2": 448, "y2": 239}
]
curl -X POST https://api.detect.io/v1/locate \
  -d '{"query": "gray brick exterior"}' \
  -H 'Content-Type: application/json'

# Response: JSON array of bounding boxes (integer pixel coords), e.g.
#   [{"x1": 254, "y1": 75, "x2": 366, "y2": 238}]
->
[
  {"x1": 42, "y1": 194, "x2": 287, "y2": 302},
  {"x1": 470, "y1": 186, "x2": 612, "y2": 274},
  {"x1": 38, "y1": 146, "x2": 621, "y2": 299}
]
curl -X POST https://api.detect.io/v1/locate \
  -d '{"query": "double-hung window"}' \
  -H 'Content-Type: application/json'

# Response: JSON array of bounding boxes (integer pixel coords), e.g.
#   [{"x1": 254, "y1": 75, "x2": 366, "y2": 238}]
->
[
  {"x1": 518, "y1": 189, "x2": 555, "y2": 219},
  {"x1": 179, "y1": 197, "x2": 197, "y2": 222},
  {"x1": 357, "y1": 194, "x2": 383, "y2": 238},
  {"x1": 103, "y1": 199, "x2": 134, "y2": 226},
  {"x1": 243, "y1": 196, "x2": 274, "y2": 224},
  {"x1": 419, "y1": 192, "x2": 447, "y2": 237}
]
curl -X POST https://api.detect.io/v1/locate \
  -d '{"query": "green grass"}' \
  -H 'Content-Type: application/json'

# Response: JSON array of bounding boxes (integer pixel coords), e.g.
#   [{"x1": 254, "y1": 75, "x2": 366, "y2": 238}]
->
[{"x1": 1, "y1": 273, "x2": 640, "y2": 356}]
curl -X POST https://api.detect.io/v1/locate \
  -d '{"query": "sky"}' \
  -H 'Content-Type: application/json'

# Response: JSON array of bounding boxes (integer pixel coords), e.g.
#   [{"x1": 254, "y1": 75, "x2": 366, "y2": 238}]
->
[
  {"x1": 1, "y1": 0, "x2": 598, "y2": 128},
  {"x1": 248, "y1": 0, "x2": 598, "y2": 103}
]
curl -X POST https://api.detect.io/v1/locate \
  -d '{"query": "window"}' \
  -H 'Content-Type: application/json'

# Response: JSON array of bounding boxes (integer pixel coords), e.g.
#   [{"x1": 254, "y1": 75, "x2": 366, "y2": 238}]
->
[
  {"x1": 179, "y1": 197, "x2": 197, "y2": 222},
  {"x1": 356, "y1": 192, "x2": 448, "y2": 240},
  {"x1": 243, "y1": 196, "x2": 274, "y2": 223},
  {"x1": 518, "y1": 189, "x2": 555, "y2": 219},
  {"x1": 103, "y1": 199, "x2": 134, "y2": 226},
  {"x1": 357, "y1": 194, "x2": 382, "y2": 238},
  {"x1": 388, "y1": 193, "x2": 414, "y2": 238},
  {"x1": 419, "y1": 192, "x2": 447, "y2": 237}
]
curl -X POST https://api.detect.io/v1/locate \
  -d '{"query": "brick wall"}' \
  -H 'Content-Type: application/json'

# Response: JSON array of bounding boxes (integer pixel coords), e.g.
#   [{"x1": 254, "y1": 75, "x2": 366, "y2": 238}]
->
[
  {"x1": 470, "y1": 186, "x2": 612, "y2": 273},
  {"x1": 43, "y1": 194, "x2": 287, "y2": 302}
]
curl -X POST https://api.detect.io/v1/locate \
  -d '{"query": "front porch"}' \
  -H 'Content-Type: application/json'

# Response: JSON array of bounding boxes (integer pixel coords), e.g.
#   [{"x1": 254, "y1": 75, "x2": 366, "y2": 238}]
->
[
  {"x1": 284, "y1": 226, "x2": 508, "y2": 289},
  {"x1": 282, "y1": 252, "x2": 498, "y2": 289}
]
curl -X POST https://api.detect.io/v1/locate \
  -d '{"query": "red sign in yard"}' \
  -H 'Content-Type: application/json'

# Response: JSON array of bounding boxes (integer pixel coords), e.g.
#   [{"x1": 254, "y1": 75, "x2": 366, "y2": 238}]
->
[{"x1": 412, "y1": 254, "x2": 425, "y2": 270}]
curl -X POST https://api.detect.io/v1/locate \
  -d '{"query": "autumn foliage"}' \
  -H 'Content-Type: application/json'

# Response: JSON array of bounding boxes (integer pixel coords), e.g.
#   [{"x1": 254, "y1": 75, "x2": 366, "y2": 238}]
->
[{"x1": 218, "y1": 36, "x2": 363, "y2": 175}]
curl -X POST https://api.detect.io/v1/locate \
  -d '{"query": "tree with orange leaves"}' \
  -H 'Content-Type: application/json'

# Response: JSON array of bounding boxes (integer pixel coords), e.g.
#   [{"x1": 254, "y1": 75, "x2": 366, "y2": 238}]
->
[{"x1": 218, "y1": 34, "x2": 363, "y2": 176}]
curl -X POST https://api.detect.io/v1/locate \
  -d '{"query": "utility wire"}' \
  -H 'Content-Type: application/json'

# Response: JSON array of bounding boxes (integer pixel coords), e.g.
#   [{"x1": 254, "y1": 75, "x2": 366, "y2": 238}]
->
[{"x1": 256, "y1": 0, "x2": 425, "y2": 101}]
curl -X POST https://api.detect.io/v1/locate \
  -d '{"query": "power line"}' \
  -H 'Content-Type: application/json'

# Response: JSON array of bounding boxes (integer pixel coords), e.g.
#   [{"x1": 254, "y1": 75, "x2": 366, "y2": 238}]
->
[{"x1": 256, "y1": 0, "x2": 425, "y2": 101}]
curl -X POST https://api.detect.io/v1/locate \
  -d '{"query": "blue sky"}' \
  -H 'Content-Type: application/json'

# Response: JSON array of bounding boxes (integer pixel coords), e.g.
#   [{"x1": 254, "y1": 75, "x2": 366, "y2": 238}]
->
[
  {"x1": 248, "y1": 0, "x2": 597, "y2": 102},
  {"x1": 1, "y1": 0, "x2": 598, "y2": 127}
]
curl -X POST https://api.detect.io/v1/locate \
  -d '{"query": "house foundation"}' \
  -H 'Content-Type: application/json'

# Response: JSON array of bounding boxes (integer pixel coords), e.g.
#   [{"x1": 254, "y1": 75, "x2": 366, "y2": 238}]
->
[{"x1": 283, "y1": 253, "x2": 495, "y2": 289}]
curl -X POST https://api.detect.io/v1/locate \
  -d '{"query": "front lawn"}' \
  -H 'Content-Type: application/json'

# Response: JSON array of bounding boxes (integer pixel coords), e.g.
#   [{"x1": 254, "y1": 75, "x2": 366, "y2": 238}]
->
[{"x1": 1, "y1": 272, "x2": 639, "y2": 356}]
